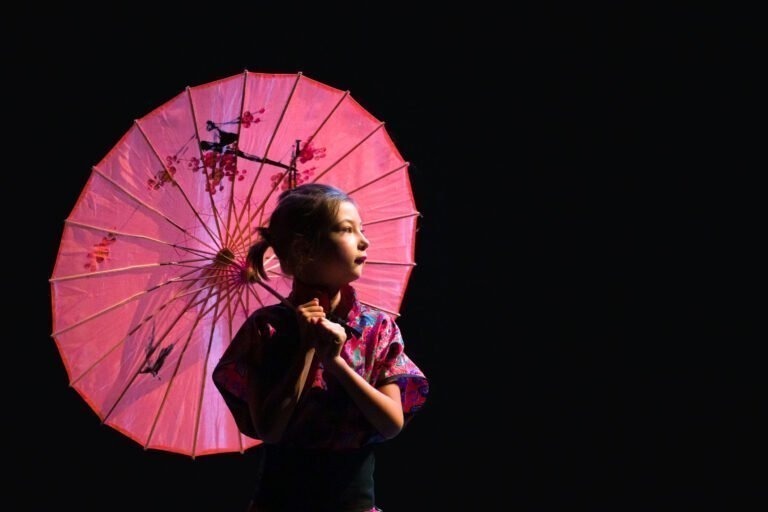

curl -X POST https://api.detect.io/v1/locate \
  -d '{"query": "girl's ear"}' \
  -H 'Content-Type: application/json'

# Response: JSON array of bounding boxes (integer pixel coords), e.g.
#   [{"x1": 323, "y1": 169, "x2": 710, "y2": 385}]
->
[
  {"x1": 291, "y1": 236, "x2": 311, "y2": 257},
  {"x1": 287, "y1": 236, "x2": 312, "y2": 275}
]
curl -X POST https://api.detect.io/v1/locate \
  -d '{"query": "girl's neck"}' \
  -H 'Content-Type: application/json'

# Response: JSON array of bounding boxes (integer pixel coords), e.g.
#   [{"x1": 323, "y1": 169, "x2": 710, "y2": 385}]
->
[{"x1": 293, "y1": 279, "x2": 342, "y2": 312}]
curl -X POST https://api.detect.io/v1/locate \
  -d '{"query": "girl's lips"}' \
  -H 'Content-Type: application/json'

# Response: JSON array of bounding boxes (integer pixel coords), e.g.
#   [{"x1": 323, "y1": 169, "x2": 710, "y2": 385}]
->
[{"x1": 355, "y1": 257, "x2": 367, "y2": 264}]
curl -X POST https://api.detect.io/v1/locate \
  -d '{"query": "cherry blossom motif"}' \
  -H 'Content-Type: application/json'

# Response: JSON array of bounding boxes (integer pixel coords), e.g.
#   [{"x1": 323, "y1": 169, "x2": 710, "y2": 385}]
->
[
  {"x1": 185, "y1": 109, "x2": 267, "y2": 194},
  {"x1": 149, "y1": 109, "x2": 266, "y2": 194},
  {"x1": 239, "y1": 108, "x2": 265, "y2": 128},
  {"x1": 268, "y1": 138, "x2": 327, "y2": 190},
  {"x1": 192, "y1": 150, "x2": 248, "y2": 194},
  {"x1": 270, "y1": 167, "x2": 316, "y2": 191},
  {"x1": 298, "y1": 139, "x2": 326, "y2": 163},
  {"x1": 147, "y1": 156, "x2": 179, "y2": 190},
  {"x1": 85, "y1": 232, "x2": 117, "y2": 271}
]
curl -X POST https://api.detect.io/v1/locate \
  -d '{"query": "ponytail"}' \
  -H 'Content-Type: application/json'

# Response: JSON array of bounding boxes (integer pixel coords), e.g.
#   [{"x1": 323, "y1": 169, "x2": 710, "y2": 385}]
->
[{"x1": 247, "y1": 227, "x2": 272, "y2": 281}]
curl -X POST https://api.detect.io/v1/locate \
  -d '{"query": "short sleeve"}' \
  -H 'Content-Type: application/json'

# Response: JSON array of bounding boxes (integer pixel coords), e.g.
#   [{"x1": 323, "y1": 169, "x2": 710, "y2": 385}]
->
[
  {"x1": 372, "y1": 315, "x2": 429, "y2": 425},
  {"x1": 211, "y1": 316, "x2": 265, "y2": 439}
]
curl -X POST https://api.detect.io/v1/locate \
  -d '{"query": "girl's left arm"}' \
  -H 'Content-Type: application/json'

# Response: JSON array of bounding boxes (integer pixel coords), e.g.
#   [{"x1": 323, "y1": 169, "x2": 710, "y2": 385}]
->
[{"x1": 324, "y1": 358, "x2": 404, "y2": 439}]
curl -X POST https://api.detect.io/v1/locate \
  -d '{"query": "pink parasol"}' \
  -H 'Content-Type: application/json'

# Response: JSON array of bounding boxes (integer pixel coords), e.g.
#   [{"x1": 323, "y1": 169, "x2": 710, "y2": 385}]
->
[{"x1": 49, "y1": 71, "x2": 419, "y2": 457}]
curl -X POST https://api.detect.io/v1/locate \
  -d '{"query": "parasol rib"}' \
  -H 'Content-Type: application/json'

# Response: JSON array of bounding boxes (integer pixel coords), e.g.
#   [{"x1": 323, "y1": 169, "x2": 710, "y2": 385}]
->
[
  {"x1": 64, "y1": 219, "x2": 214, "y2": 257},
  {"x1": 103, "y1": 286, "x2": 214, "y2": 426},
  {"x1": 49, "y1": 260, "x2": 209, "y2": 283},
  {"x1": 102, "y1": 269, "x2": 243, "y2": 427},
  {"x1": 230, "y1": 73, "x2": 304, "y2": 252},
  {"x1": 236, "y1": 85, "x2": 352, "y2": 254},
  {"x1": 144, "y1": 272, "x2": 243, "y2": 455},
  {"x1": 51, "y1": 266, "x2": 203, "y2": 336},
  {"x1": 203, "y1": 244, "x2": 294, "y2": 309},
  {"x1": 362, "y1": 260, "x2": 416, "y2": 267},
  {"x1": 193, "y1": 280, "x2": 242, "y2": 457},
  {"x1": 91, "y1": 167, "x2": 220, "y2": 253},
  {"x1": 265, "y1": 267, "x2": 404, "y2": 317},
  {"x1": 358, "y1": 301, "x2": 401, "y2": 318},
  {"x1": 185, "y1": 86, "x2": 229, "y2": 248},
  {"x1": 310, "y1": 122, "x2": 386, "y2": 185},
  {"x1": 346, "y1": 162, "x2": 410, "y2": 196},
  {"x1": 363, "y1": 211, "x2": 421, "y2": 226},
  {"x1": 62, "y1": 219, "x2": 218, "y2": 261},
  {"x1": 69, "y1": 279, "x2": 225, "y2": 388},
  {"x1": 134, "y1": 119, "x2": 222, "y2": 250},
  {"x1": 247, "y1": 83, "x2": 351, "y2": 228},
  {"x1": 219, "y1": 71, "x2": 250, "y2": 252}
]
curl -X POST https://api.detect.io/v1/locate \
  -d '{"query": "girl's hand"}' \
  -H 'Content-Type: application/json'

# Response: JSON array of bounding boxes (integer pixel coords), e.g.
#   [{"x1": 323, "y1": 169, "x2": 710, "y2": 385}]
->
[
  {"x1": 296, "y1": 298, "x2": 326, "y2": 348},
  {"x1": 296, "y1": 298, "x2": 347, "y2": 362}
]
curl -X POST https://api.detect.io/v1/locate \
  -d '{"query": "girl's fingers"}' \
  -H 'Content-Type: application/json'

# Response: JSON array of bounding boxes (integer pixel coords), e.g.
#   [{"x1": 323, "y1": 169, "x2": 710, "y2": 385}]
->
[{"x1": 297, "y1": 299, "x2": 326, "y2": 319}]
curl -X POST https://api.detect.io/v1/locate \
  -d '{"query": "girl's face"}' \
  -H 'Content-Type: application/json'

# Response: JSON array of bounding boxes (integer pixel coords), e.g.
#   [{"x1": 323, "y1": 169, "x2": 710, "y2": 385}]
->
[{"x1": 298, "y1": 201, "x2": 370, "y2": 288}]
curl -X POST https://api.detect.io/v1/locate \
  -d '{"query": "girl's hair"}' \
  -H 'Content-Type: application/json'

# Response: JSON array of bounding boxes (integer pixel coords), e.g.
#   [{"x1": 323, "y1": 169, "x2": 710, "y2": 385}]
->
[{"x1": 248, "y1": 183, "x2": 355, "y2": 280}]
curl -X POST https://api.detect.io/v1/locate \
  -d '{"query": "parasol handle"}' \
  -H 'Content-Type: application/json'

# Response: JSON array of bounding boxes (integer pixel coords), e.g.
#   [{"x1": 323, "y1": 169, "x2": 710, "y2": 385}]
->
[
  {"x1": 247, "y1": 268, "x2": 359, "y2": 338},
  {"x1": 242, "y1": 265, "x2": 295, "y2": 311},
  {"x1": 253, "y1": 278, "x2": 296, "y2": 311}
]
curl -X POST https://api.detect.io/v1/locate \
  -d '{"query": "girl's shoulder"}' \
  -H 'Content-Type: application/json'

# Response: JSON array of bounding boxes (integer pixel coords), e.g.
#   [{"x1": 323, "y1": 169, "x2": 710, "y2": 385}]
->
[
  {"x1": 250, "y1": 302, "x2": 294, "y2": 321},
  {"x1": 352, "y1": 303, "x2": 403, "y2": 345},
  {"x1": 244, "y1": 303, "x2": 296, "y2": 335},
  {"x1": 355, "y1": 300, "x2": 397, "y2": 320}
]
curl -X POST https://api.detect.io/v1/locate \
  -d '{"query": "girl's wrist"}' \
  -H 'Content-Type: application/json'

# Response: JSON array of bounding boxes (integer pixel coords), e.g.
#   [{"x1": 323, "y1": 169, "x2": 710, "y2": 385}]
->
[{"x1": 323, "y1": 355, "x2": 347, "y2": 374}]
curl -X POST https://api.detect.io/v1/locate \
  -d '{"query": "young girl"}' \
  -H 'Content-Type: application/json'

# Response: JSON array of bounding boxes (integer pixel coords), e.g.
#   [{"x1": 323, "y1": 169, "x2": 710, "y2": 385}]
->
[{"x1": 212, "y1": 183, "x2": 429, "y2": 512}]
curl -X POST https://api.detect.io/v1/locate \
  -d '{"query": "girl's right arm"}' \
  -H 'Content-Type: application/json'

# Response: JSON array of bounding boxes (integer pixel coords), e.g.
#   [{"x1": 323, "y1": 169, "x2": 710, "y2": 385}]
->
[{"x1": 248, "y1": 343, "x2": 316, "y2": 444}]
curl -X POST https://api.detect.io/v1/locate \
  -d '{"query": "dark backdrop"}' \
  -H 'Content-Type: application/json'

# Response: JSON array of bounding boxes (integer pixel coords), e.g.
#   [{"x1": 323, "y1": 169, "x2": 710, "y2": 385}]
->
[{"x1": 8, "y1": 5, "x2": 761, "y2": 511}]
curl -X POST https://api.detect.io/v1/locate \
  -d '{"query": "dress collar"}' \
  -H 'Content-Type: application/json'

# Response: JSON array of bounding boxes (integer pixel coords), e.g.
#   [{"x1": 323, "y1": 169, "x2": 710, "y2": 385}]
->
[{"x1": 287, "y1": 281, "x2": 362, "y2": 337}]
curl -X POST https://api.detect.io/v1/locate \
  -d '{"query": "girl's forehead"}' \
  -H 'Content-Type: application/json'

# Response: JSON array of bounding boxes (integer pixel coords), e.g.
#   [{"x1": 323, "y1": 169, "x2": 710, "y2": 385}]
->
[{"x1": 335, "y1": 201, "x2": 363, "y2": 222}]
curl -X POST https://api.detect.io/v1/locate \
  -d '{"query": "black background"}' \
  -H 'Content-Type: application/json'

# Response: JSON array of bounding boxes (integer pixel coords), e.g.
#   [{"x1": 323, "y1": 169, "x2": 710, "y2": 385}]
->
[{"x1": 8, "y1": 5, "x2": 762, "y2": 511}]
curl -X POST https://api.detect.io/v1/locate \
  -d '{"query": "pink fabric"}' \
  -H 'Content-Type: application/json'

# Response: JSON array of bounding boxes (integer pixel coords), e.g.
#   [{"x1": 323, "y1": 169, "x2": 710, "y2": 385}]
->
[{"x1": 49, "y1": 72, "x2": 419, "y2": 457}]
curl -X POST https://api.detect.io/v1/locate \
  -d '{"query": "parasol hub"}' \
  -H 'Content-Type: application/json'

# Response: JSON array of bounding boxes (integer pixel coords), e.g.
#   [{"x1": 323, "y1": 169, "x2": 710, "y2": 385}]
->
[
  {"x1": 214, "y1": 248, "x2": 235, "y2": 266},
  {"x1": 242, "y1": 265, "x2": 259, "y2": 284}
]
